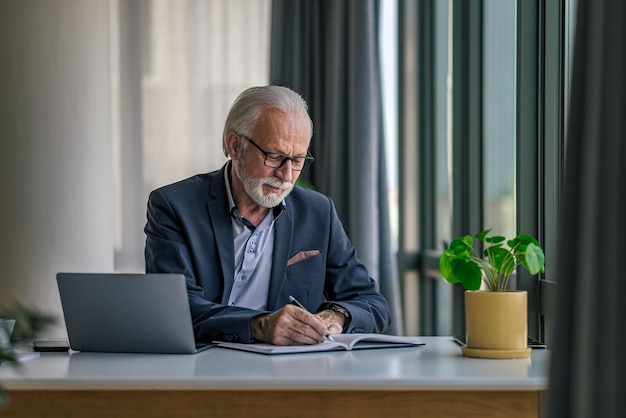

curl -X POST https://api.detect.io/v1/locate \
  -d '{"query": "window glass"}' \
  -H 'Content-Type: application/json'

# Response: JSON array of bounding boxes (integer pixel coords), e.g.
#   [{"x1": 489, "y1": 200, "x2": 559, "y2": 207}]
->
[
  {"x1": 381, "y1": 0, "x2": 399, "y2": 249},
  {"x1": 482, "y1": 0, "x2": 516, "y2": 239},
  {"x1": 435, "y1": 0, "x2": 451, "y2": 248},
  {"x1": 435, "y1": 0, "x2": 452, "y2": 334},
  {"x1": 564, "y1": 0, "x2": 578, "y2": 141}
]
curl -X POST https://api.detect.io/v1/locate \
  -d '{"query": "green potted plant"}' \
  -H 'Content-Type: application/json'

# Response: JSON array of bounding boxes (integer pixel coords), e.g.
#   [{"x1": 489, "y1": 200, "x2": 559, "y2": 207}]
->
[{"x1": 439, "y1": 229, "x2": 545, "y2": 359}]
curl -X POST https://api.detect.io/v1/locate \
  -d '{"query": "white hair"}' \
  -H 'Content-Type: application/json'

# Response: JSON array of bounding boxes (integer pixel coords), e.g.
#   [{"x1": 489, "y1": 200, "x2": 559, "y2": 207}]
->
[{"x1": 221, "y1": 85, "x2": 313, "y2": 156}]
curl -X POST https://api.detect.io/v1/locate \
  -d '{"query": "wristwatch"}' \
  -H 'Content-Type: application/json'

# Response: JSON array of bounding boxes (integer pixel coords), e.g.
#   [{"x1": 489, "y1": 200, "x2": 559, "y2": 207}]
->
[{"x1": 317, "y1": 302, "x2": 352, "y2": 330}]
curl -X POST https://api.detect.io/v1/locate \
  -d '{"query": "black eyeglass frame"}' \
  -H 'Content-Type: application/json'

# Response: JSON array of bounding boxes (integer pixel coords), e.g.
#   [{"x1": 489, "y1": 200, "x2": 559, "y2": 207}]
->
[{"x1": 237, "y1": 132, "x2": 315, "y2": 171}]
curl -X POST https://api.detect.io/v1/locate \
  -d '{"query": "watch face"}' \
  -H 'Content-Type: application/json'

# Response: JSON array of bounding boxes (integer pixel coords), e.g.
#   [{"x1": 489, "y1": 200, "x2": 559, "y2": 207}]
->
[{"x1": 330, "y1": 304, "x2": 349, "y2": 318}]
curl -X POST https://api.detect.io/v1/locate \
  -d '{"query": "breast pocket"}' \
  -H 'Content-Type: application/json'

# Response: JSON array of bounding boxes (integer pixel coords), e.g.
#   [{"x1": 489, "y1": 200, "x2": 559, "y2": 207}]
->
[
  {"x1": 286, "y1": 250, "x2": 323, "y2": 275},
  {"x1": 285, "y1": 252, "x2": 325, "y2": 305}
]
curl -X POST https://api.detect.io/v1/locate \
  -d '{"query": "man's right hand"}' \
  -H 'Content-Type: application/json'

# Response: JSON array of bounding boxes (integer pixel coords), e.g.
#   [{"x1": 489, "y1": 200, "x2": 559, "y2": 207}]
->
[{"x1": 250, "y1": 304, "x2": 330, "y2": 345}]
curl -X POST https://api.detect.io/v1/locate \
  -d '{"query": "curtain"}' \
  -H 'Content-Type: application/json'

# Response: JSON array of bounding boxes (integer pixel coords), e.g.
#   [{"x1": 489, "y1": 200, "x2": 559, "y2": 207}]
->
[
  {"x1": 270, "y1": 0, "x2": 404, "y2": 335},
  {"x1": 547, "y1": 0, "x2": 626, "y2": 416},
  {"x1": 114, "y1": 0, "x2": 271, "y2": 271}
]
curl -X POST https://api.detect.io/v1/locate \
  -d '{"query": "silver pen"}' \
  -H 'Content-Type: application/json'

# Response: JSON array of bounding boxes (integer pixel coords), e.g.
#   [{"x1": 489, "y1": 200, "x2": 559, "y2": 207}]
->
[{"x1": 288, "y1": 295, "x2": 334, "y2": 341}]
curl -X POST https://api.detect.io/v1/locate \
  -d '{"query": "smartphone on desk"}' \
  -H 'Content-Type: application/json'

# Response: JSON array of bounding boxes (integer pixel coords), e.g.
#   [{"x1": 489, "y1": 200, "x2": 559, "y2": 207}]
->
[
  {"x1": 33, "y1": 339, "x2": 70, "y2": 352},
  {"x1": 452, "y1": 335, "x2": 547, "y2": 349}
]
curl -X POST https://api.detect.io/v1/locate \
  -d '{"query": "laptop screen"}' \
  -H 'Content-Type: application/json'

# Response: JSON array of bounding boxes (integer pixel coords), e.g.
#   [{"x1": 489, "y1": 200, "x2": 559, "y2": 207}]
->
[{"x1": 56, "y1": 272, "x2": 211, "y2": 354}]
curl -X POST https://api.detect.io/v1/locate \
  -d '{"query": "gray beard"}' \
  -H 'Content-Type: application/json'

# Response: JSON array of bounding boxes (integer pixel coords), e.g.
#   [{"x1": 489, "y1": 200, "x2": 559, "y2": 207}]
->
[{"x1": 235, "y1": 152, "x2": 293, "y2": 208}]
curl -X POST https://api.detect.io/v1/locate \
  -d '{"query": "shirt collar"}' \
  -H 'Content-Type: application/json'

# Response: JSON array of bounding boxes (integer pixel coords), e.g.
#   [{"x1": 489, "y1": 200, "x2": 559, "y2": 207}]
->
[{"x1": 224, "y1": 161, "x2": 286, "y2": 224}]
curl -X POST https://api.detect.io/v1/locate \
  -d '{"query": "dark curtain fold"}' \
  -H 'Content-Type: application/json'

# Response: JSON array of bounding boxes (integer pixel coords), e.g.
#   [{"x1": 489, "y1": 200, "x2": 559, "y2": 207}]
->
[
  {"x1": 547, "y1": 0, "x2": 626, "y2": 416},
  {"x1": 270, "y1": 0, "x2": 404, "y2": 334}
]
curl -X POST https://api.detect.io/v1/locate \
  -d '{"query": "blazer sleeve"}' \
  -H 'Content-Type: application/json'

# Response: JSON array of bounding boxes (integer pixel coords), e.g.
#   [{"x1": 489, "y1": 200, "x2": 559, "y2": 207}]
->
[{"x1": 318, "y1": 197, "x2": 392, "y2": 334}]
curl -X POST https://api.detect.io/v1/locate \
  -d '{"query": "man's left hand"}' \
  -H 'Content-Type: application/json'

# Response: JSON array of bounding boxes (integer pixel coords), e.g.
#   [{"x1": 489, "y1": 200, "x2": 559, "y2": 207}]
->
[{"x1": 315, "y1": 310, "x2": 345, "y2": 335}]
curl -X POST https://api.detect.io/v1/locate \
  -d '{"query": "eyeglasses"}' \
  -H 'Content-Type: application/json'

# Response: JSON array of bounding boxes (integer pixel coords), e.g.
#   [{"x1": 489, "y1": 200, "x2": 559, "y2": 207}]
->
[{"x1": 238, "y1": 133, "x2": 315, "y2": 171}]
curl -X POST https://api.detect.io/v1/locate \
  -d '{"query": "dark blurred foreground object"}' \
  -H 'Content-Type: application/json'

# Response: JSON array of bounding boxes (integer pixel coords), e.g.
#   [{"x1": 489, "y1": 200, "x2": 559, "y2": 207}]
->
[{"x1": 0, "y1": 301, "x2": 57, "y2": 342}]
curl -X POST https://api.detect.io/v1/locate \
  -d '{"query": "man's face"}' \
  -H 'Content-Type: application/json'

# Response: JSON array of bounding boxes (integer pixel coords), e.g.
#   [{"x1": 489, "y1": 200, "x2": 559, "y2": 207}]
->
[{"x1": 234, "y1": 108, "x2": 311, "y2": 208}]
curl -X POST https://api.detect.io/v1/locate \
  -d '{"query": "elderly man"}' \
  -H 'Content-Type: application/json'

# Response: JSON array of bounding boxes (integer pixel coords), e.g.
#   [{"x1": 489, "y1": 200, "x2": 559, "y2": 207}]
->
[{"x1": 145, "y1": 85, "x2": 390, "y2": 345}]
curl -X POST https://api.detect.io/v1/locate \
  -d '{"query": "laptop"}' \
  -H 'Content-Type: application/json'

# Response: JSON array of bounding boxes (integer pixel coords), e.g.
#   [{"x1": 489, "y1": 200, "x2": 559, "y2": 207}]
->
[{"x1": 56, "y1": 272, "x2": 214, "y2": 354}]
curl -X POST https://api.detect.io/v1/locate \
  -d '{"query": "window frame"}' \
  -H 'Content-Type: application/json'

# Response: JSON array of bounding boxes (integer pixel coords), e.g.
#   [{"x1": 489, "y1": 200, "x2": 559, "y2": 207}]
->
[{"x1": 397, "y1": 0, "x2": 569, "y2": 343}]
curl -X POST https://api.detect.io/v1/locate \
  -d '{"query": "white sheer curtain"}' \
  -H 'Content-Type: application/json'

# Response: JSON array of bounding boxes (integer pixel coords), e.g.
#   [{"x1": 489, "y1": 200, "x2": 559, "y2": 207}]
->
[{"x1": 112, "y1": 0, "x2": 271, "y2": 272}]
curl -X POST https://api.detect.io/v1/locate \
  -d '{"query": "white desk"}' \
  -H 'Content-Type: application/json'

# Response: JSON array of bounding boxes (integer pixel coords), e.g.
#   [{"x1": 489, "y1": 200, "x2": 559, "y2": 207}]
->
[{"x1": 0, "y1": 337, "x2": 549, "y2": 418}]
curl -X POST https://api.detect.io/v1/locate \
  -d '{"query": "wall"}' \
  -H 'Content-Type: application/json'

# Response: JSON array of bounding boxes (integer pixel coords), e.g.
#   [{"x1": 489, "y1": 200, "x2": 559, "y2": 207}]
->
[{"x1": 0, "y1": 0, "x2": 114, "y2": 337}]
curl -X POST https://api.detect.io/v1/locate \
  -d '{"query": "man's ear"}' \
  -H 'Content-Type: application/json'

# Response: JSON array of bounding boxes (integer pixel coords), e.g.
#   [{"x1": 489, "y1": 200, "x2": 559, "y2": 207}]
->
[{"x1": 225, "y1": 131, "x2": 241, "y2": 159}]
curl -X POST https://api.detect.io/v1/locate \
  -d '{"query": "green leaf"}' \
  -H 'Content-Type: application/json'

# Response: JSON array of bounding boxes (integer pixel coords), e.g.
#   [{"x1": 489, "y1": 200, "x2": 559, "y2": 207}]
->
[
  {"x1": 523, "y1": 243, "x2": 545, "y2": 275},
  {"x1": 452, "y1": 245, "x2": 469, "y2": 258},
  {"x1": 439, "y1": 252, "x2": 456, "y2": 282},
  {"x1": 483, "y1": 243, "x2": 503, "y2": 257},
  {"x1": 454, "y1": 260, "x2": 482, "y2": 290},
  {"x1": 475, "y1": 229, "x2": 492, "y2": 241},
  {"x1": 460, "y1": 235, "x2": 473, "y2": 248},
  {"x1": 485, "y1": 235, "x2": 506, "y2": 244},
  {"x1": 516, "y1": 233, "x2": 541, "y2": 246},
  {"x1": 484, "y1": 246, "x2": 515, "y2": 276},
  {"x1": 499, "y1": 251, "x2": 518, "y2": 276},
  {"x1": 509, "y1": 234, "x2": 539, "y2": 250},
  {"x1": 450, "y1": 236, "x2": 471, "y2": 253}
]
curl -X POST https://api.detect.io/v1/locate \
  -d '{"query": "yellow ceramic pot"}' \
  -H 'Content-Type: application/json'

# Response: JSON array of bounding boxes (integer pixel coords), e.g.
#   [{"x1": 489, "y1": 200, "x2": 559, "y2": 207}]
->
[{"x1": 462, "y1": 290, "x2": 531, "y2": 359}]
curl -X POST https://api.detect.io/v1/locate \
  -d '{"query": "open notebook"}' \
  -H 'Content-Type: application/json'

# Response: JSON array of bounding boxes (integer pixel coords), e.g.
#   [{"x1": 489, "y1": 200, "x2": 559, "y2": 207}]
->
[{"x1": 216, "y1": 333, "x2": 424, "y2": 355}]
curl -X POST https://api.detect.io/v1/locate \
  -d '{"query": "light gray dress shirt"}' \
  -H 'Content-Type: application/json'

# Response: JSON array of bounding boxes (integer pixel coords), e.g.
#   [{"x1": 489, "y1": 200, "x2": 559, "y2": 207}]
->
[{"x1": 224, "y1": 167, "x2": 284, "y2": 310}]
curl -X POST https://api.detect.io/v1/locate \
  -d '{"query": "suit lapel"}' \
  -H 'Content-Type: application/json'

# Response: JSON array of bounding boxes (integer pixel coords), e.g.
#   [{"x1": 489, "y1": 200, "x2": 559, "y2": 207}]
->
[
  {"x1": 267, "y1": 201, "x2": 294, "y2": 310},
  {"x1": 206, "y1": 165, "x2": 236, "y2": 305}
]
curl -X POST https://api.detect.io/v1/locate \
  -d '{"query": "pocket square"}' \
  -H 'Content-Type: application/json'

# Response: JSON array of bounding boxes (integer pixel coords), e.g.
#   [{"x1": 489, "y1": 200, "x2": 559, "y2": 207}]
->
[{"x1": 287, "y1": 250, "x2": 320, "y2": 266}]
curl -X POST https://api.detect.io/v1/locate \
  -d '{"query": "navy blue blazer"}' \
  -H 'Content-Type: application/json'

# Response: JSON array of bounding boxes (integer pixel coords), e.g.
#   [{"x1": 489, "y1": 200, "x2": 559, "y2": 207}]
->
[{"x1": 144, "y1": 164, "x2": 391, "y2": 343}]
